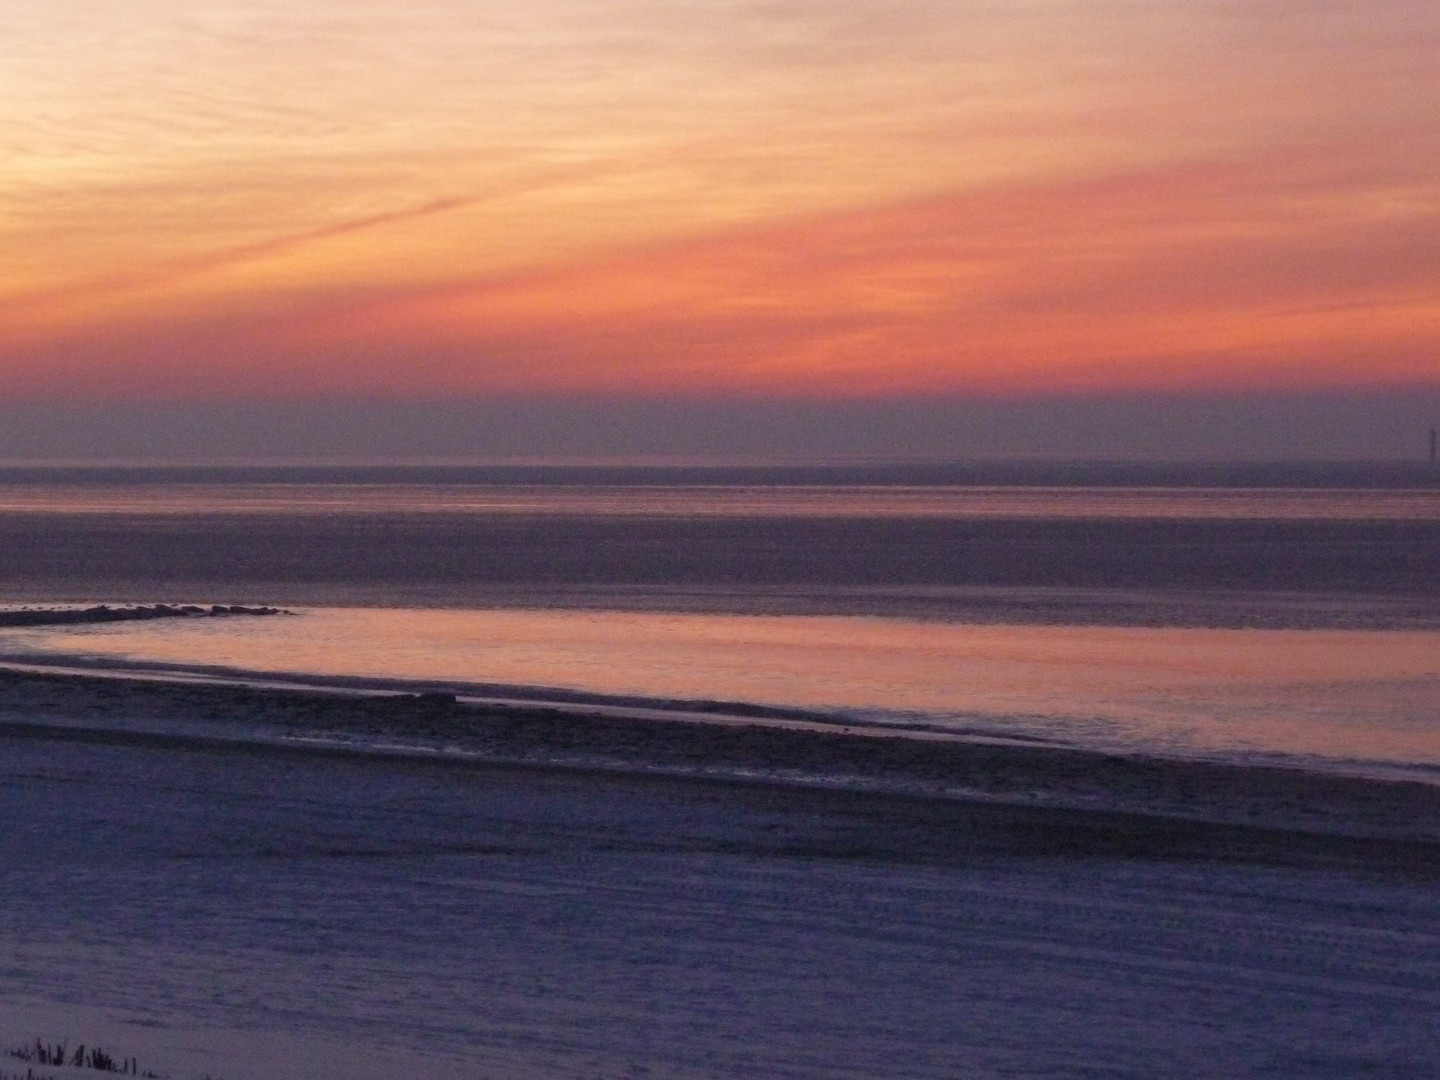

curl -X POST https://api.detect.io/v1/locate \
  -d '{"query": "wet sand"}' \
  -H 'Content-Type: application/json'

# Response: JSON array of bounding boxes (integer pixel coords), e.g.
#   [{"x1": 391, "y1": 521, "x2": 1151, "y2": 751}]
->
[{"x1": 3, "y1": 664, "x2": 1438, "y2": 876}]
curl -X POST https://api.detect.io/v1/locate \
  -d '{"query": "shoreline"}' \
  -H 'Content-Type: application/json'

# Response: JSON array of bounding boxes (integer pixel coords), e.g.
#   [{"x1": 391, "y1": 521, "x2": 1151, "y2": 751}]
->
[
  {"x1": 7, "y1": 609, "x2": 1440, "y2": 785},
  {"x1": 4, "y1": 663, "x2": 1440, "y2": 870}
]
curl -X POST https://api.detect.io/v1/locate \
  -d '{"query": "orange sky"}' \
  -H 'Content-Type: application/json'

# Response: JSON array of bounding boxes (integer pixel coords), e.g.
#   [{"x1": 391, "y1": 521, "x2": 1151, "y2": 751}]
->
[{"x1": 3, "y1": 0, "x2": 1437, "y2": 401}]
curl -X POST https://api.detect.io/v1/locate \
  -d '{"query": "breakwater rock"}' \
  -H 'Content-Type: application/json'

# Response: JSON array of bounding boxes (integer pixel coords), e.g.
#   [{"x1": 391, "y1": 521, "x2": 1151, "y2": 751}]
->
[{"x1": 0, "y1": 603, "x2": 290, "y2": 627}]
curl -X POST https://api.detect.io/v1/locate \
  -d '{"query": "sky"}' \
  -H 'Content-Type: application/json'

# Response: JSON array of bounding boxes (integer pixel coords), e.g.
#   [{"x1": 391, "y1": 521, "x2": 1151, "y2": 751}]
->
[{"x1": 2, "y1": 0, "x2": 1438, "y2": 459}]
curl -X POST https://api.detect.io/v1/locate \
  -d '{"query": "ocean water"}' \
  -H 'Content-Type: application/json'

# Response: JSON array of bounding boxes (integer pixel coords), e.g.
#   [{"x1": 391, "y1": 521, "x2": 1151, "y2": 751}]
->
[
  {"x1": 1, "y1": 464, "x2": 1438, "y2": 779},
  {"x1": 0, "y1": 467, "x2": 1438, "y2": 619}
]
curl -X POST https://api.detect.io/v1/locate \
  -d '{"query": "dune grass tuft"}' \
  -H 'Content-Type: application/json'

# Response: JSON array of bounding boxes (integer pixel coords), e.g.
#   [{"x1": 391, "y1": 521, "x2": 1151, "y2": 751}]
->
[{"x1": 6, "y1": 1039, "x2": 157, "y2": 1077}]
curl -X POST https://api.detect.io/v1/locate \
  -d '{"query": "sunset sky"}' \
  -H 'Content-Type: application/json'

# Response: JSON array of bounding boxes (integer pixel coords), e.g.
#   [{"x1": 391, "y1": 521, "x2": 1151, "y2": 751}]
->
[{"x1": 2, "y1": 0, "x2": 1438, "y2": 458}]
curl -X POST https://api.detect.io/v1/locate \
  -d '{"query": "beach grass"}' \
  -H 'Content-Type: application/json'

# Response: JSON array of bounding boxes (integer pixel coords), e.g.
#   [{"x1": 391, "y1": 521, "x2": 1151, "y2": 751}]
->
[{"x1": 5, "y1": 1039, "x2": 154, "y2": 1076}]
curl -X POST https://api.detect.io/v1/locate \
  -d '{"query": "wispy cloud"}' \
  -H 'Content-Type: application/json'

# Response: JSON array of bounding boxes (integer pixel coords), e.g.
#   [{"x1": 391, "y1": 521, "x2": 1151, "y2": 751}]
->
[
  {"x1": 0, "y1": 159, "x2": 620, "y2": 326},
  {"x1": 5, "y1": 146, "x2": 1437, "y2": 400}
]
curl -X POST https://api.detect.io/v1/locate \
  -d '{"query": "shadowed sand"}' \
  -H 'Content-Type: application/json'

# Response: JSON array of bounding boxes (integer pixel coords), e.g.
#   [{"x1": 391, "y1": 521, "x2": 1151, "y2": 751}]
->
[
  {"x1": 5, "y1": 663, "x2": 1440, "y2": 1080},
  {"x1": 2, "y1": 664, "x2": 1438, "y2": 877}
]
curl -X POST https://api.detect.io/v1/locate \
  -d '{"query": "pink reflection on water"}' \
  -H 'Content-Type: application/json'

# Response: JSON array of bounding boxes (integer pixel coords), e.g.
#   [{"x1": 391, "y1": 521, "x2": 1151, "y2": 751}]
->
[{"x1": 7, "y1": 607, "x2": 1440, "y2": 771}]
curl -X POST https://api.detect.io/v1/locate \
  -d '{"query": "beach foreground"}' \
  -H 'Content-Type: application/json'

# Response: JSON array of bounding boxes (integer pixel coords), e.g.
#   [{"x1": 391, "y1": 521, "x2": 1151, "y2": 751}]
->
[
  {"x1": 3, "y1": 668, "x2": 1440, "y2": 1079},
  {"x1": 3, "y1": 664, "x2": 1440, "y2": 853}
]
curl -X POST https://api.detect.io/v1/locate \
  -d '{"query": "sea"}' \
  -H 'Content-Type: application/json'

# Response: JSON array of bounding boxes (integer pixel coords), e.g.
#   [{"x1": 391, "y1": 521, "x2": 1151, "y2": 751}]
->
[
  {"x1": 2, "y1": 462, "x2": 1439, "y2": 779},
  {"x1": 2, "y1": 462, "x2": 1439, "y2": 1079}
]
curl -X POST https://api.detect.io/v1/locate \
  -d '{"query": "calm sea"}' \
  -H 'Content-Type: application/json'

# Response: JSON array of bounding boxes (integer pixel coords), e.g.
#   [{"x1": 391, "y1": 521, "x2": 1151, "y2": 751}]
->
[{"x1": 2, "y1": 463, "x2": 1439, "y2": 779}]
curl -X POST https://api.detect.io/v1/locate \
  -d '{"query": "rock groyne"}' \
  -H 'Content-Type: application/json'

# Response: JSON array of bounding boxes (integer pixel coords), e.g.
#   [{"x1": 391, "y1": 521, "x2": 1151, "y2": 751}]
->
[{"x1": 0, "y1": 603, "x2": 289, "y2": 627}]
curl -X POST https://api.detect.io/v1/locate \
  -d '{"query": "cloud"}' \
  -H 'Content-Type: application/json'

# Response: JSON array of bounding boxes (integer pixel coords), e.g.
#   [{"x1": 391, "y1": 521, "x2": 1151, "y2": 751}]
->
[
  {"x1": 276, "y1": 145, "x2": 1437, "y2": 392},
  {"x1": 0, "y1": 195, "x2": 477, "y2": 316},
  {"x1": 3, "y1": 145, "x2": 1436, "y2": 401}
]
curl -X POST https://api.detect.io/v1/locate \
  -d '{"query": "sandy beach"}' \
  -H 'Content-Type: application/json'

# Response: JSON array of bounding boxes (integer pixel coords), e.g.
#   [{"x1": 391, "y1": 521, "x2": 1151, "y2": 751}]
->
[
  {"x1": 4, "y1": 670, "x2": 1440, "y2": 1079},
  {"x1": 4, "y1": 663, "x2": 1439, "y2": 869}
]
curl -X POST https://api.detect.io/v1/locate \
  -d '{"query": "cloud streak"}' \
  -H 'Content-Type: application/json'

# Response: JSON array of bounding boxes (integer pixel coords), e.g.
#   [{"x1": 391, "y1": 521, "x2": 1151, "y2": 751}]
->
[
  {"x1": 5, "y1": 146, "x2": 1436, "y2": 401},
  {"x1": 0, "y1": 157, "x2": 624, "y2": 328}
]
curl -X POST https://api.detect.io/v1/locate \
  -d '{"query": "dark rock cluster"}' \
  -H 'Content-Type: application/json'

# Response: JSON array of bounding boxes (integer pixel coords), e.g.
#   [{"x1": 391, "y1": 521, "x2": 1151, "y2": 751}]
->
[{"x1": 0, "y1": 603, "x2": 289, "y2": 627}]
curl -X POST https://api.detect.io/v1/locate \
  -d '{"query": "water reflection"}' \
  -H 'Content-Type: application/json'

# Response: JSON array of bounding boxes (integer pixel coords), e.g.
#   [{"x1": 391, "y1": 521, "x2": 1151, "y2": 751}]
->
[{"x1": 7, "y1": 607, "x2": 1440, "y2": 773}]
